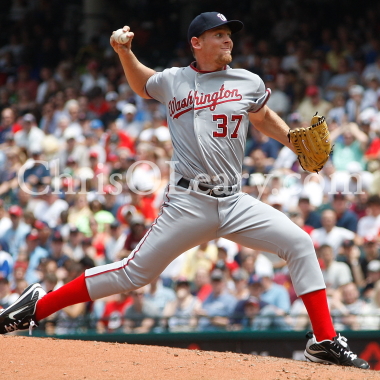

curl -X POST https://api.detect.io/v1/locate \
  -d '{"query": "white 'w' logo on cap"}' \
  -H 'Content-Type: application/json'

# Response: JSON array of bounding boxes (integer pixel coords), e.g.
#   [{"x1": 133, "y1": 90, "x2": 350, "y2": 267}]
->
[{"x1": 217, "y1": 13, "x2": 227, "y2": 21}]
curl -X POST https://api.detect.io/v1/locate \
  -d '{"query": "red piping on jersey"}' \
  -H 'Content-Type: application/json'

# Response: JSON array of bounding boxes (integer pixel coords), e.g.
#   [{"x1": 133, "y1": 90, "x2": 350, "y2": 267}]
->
[
  {"x1": 251, "y1": 88, "x2": 271, "y2": 113},
  {"x1": 194, "y1": 98, "x2": 242, "y2": 110},
  {"x1": 190, "y1": 61, "x2": 227, "y2": 73},
  {"x1": 173, "y1": 107, "x2": 193, "y2": 119},
  {"x1": 144, "y1": 85, "x2": 154, "y2": 99},
  {"x1": 85, "y1": 185, "x2": 171, "y2": 279}
]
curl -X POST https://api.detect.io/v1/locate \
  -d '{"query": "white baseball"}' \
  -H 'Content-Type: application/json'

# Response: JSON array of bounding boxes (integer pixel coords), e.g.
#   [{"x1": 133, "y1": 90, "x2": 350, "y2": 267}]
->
[{"x1": 113, "y1": 29, "x2": 130, "y2": 44}]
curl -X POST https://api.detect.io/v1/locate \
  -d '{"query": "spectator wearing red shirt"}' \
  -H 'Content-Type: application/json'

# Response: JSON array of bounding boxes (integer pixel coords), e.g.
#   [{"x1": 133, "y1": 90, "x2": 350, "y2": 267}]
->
[
  {"x1": 88, "y1": 151, "x2": 109, "y2": 178},
  {"x1": 117, "y1": 191, "x2": 157, "y2": 226},
  {"x1": 0, "y1": 108, "x2": 22, "y2": 143},
  {"x1": 288, "y1": 209, "x2": 314, "y2": 235},
  {"x1": 365, "y1": 135, "x2": 380, "y2": 161},
  {"x1": 130, "y1": 191, "x2": 157, "y2": 223},
  {"x1": 123, "y1": 215, "x2": 147, "y2": 253},
  {"x1": 15, "y1": 65, "x2": 38, "y2": 100},
  {"x1": 97, "y1": 292, "x2": 133, "y2": 333},
  {"x1": 88, "y1": 86, "x2": 110, "y2": 117},
  {"x1": 105, "y1": 120, "x2": 135, "y2": 158},
  {"x1": 193, "y1": 267, "x2": 212, "y2": 302},
  {"x1": 211, "y1": 246, "x2": 239, "y2": 275}
]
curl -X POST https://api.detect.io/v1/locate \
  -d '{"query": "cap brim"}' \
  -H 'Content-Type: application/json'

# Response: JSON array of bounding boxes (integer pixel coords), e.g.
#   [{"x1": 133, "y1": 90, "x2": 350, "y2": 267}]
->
[
  {"x1": 225, "y1": 20, "x2": 244, "y2": 34},
  {"x1": 189, "y1": 20, "x2": 244, "y2": 43},
  {"x1": 204, "y1": 20, "x2": 243, "y2": 36}
]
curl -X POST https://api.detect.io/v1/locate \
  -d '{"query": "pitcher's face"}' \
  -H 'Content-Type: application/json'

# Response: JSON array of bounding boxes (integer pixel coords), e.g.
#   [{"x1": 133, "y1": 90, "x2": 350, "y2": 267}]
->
[{"x1": 198, "y1": 26, "x2": 233, "y2": 66}]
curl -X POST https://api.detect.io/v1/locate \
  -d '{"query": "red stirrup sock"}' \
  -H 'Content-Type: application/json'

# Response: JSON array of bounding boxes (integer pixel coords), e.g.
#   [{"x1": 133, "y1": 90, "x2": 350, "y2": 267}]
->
[
  {"x1": 35, "y1": 273, "x2": 92, "y2": 321},
  {"x1": 300, "y1": 288, "x2": 336, "y2": 342}
]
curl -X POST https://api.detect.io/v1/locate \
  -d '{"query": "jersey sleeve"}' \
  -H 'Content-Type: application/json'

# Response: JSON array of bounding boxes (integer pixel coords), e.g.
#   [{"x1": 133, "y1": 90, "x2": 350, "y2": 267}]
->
[
  {"x1": 247, "y1": 76, "x2": 271, "y2": 113},
  {"x1": 145, "y1": 68, "x2": 177, "y2": 104}
]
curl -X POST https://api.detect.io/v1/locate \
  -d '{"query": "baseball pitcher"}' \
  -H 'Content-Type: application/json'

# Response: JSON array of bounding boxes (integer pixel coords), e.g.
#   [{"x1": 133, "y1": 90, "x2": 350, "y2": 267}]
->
[{"x1": 0, "y1": 12, "x2": 368, "y2": 369}]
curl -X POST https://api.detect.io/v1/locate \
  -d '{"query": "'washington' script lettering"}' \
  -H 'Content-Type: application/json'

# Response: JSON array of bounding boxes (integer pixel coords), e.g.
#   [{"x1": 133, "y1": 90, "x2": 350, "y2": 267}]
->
[{"x1": 168, "y1": 85, "x2": 242, "y2": 119}]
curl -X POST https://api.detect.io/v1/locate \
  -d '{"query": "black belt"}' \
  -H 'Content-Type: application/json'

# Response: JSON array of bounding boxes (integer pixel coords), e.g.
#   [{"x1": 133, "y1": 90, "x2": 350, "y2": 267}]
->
[{"x1": 177, "y1": 178, "x2": 234, "y2": 198}]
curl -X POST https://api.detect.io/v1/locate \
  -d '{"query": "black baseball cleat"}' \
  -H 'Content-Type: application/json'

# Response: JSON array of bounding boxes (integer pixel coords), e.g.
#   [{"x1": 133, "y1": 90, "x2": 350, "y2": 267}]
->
[
  {"x1": 0, "y1": 283, "x2": 46, "y2": 335},
  {"x1": 304, "y1": 331, "x2": 370, "y2": 369}
]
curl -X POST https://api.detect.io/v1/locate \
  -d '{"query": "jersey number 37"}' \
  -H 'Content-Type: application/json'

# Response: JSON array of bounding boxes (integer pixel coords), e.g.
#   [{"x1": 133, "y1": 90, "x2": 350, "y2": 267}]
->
[{"x1": 212, "y1": 114, "x2": 242, "y2": 139}]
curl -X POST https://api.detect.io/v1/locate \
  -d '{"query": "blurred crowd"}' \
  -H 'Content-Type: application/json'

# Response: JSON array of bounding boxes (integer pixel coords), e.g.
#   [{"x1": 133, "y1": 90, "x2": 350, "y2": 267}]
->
[{"x1": 0, "y1": 0, "x2": 380, "y2": 334}]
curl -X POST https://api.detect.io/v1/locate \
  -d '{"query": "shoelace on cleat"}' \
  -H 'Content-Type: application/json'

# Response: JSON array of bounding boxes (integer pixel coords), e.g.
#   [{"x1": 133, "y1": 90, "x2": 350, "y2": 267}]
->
[
  {"x1": 5, "y1": 320, "x2": 21, "y2": 333},
  {"x1": 29, "y1": 320, "x2": 36, "y2": 336},
  {"x1": 4, "y1": 318, "x2": 37, "y2": 335},
  {"x1": 332, "y1": 334, "x2": 357, "y2": 361}
]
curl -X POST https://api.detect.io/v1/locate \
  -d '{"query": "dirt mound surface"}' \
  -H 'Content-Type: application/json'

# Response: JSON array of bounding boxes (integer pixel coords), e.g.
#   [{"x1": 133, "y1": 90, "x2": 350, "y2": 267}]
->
[{"x1": 0, "y1": 336, "x2": 377, "y2": 380}]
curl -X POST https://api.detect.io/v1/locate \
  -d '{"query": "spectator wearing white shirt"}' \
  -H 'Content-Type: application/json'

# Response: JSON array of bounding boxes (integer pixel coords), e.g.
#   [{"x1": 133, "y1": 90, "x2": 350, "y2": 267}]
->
[
  {"x1": 239, "y1": 247, "x2": 274, "y2": 279},
  {"x1": 362, "y1": 74, "x2": 380, "y2": 110},
  {"x1": 14, "y1": 113, "x2": 45, "y2": 154},
  {"x1": 264, "y1": 74, "x2": 290, "y2": 118},
  {"x1": 62, "y1": 100, "x2": 84, "y2": 142},
  {"x1": 345, "y1": 85, "x2": 365, "y2": 122},
  {"x1": 116, "y1": 103, "x2": 143, "y2": 141},
  {"x1": 319, "y1": 244, "x2": 353, "y2": 291},
  {"x1": 33, "y1": 188, "x2": 69, "y2": 229},
  {"x1": 362, "y1": 55, "x2": 380, "y2": 83},
  {"x1": 80, "y1": 60, "x2": 108, "y2": 94},
  {"x1": 357, "y1": 195, "x2": 380, "y2": 238},
  {"x1": 311, "y1": 209, "x2": 355, "y2": 256},
  {"x1": 273, "y1": 113, "x2": 300, "y2": 171},
  {"x1": 0, "y1": 200, "x2": 12, "y2": 239},
  {"x1": 36, "y1": 67, "x2": 53, "y2": 105}
]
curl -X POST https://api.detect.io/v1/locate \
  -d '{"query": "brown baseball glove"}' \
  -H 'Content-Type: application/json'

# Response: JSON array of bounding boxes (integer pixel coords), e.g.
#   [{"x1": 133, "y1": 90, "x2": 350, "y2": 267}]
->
[{"x1": 288, "y1": 112, "x2": 332, "y2": 173}]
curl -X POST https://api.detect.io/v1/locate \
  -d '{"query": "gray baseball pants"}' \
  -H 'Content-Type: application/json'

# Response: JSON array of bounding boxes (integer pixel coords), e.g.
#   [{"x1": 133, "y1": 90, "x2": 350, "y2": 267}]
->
[{"x1": 85, "y1": 181, "x2": 325, "y2": 299}]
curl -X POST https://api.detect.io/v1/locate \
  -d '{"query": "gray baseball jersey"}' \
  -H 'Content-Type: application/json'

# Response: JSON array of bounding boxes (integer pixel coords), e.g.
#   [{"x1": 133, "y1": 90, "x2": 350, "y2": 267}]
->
[
  {"x1": 145, "y1": 64, "x2": 270, "y2": 185},
  {"x1": 85, "y1": 63, "x2": 326, "y2": 301}
]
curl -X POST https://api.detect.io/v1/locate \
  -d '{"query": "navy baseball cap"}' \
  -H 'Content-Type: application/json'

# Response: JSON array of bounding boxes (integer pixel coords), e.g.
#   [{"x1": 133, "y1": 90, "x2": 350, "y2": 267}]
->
[{"x1": 187, "y1": 12, "x2": 243, "y2": 43}]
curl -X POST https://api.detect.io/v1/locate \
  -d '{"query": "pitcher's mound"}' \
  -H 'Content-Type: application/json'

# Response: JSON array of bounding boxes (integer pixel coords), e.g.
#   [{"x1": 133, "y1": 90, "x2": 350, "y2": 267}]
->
[{"x1": 0, "y1": 336, "x2": 375, "y2": 380}]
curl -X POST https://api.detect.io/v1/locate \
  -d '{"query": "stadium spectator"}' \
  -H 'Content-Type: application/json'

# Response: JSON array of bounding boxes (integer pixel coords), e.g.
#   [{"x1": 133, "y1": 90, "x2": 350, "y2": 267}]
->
[
  {"x1": 238, "y1": 295, "x2": 292, "y2": 331},
  {"x1": 330, "y1": 192, "x2": 358, "y2": 232},
  {"x1": 230, "y1": 268, "x2": 250, "y2": 300},
  {"x1": 123, "y1": 215, "x2": 147, "y2": 255},
  {"x1": 97, "y1": 292, "x2": 133, "y2": 333},
  {"x1": 330, "y1": 122, "x2": 368, "y2": 171},
  {"x1": 49, "y1": 231, "x2": 70, "y2": 268},
  {"x1": 357, "y1": 195, "x2": 380, "y2": 238},
  {"x1": 366, "y1": 260, "x2": 380, "y2": 288},
  {"x1": 144, "y1": 276, "x2": 176, "y2": 315},
  {"x1": 162, "y1": 278, "x2": 202, "y2": 332},
  {"x1": 116, "y1": 103, "x2": 142, "y2": 141},
  {"x1": 297, "y1": 85, "x2": 332, "y2": 123},
  {"x1": 0, "y1": 277, "x2": 19, "y2": 309},
  {"x1": 181, "y1": 241, "x2": 218, "y2": 281},
  {"x1": 330, "y1": 282, "x2": 373, "y2": 331},
  {"x1": 297, "y1": 197, "x2": 321, "y2": 229},
  {"x1": 360, "y1": 237, "x2": 380, "y2": 279},
  {"x1": 311, "y1": 210, "x2": 355, "y2": 256},
  {"x1": 259, "y1": 271, "x2": 291, "y2": 314},
  {"x1": 2, "y1": 205, "x2": 30, "y2": 258},
  {"x1": 319, "y1": 244, "x2": 353, "y2": 291},
  {"x1": 123, "y1": 287, "x2": 160, "y2": 333},
  {"x1": 14, "y1": 113, "x2": 45, "y2": 155},
  {"x1": 239, "y1": 247, "x2": 274, "y2": 278},
  {"x1": 0, "y1": 108, "x2": 21, "y2": 144},
  {"x1": 53, "y1": 262, "x2": 88, "y2": 334},
  {"x1": 196, "y1": 269, "x2": 238, "y2": 331},
  {"x1": 193, "y1": 267, "x2": 212, "y2": 302},
  {"x1": 22, "y1": 229, "x2": 48, "y2": 284},
  {"x1": 337, "y1": 240, "x2": 366, "y2": 289},
  {"x1": 101, "y1": 91, "x2": 121, "y2": 129}
]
